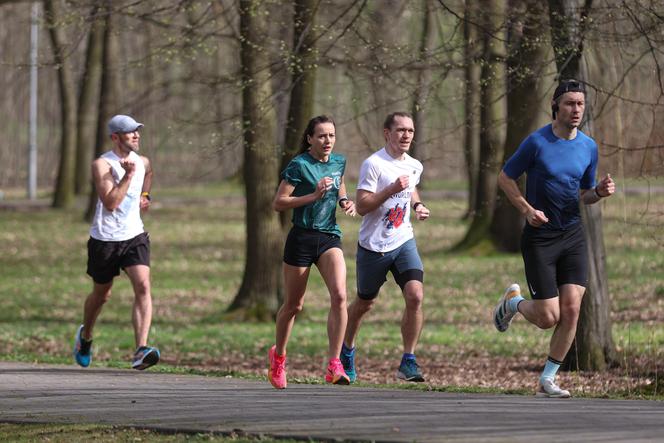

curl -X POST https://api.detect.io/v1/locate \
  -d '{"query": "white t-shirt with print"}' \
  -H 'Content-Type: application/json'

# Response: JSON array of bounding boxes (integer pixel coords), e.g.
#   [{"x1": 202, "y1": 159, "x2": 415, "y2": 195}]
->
[{"x1": 357, "y1": 147, "x2": 423, "y2": 252}]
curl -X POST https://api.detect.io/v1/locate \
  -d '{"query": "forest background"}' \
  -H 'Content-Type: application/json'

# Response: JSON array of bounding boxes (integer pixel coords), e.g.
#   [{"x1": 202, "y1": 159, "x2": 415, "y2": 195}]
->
[{"x1": 0, "y1": 0, "x2": 662, "y2": 399}]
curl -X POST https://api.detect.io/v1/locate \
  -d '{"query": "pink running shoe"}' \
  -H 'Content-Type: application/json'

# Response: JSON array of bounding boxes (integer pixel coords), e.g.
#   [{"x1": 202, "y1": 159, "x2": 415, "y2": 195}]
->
[
  {"x1": 268, "y1": 345, "x2": 287, "y2": 389},
  {"x1": 325, "y1": 357, "x2": 350, "y2": 385}
]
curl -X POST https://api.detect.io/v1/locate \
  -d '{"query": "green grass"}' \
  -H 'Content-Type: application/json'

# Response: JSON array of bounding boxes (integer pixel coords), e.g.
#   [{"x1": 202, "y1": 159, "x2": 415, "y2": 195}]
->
[
  {"x1": 0, "y1": 180, "x2": 662, "y2": 404},
  {"x1": 0, "y1": 423, "x2": 305, "y2": 442}
]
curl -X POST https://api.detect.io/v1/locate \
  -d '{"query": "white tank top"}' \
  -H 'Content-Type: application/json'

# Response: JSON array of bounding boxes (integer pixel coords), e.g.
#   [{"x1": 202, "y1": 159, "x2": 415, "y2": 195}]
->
[{"x1": 90, "y1": 150, "x2": 145, "y2": 241}]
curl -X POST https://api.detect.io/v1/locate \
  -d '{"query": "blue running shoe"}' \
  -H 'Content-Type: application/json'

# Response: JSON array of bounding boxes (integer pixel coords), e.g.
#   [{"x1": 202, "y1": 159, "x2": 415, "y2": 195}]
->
[
  {"x1": 132, "y1": 346, "x2": 160, "y2": 370},
  {"x1": 73, "y1": 324, "x2": 92, "y2": 368},
  {"x1": 340, "y1": 346, "x2": 356, "y2": 383},
  {"x1": 397, "y1": 358, "x2": 425, "y2": 382}
]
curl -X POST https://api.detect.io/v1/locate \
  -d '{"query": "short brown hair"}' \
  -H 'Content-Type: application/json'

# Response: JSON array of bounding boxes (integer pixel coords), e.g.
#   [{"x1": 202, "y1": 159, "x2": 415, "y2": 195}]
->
[{"x1": 383, "y1": 112, "x2": 413, "y2": 130}]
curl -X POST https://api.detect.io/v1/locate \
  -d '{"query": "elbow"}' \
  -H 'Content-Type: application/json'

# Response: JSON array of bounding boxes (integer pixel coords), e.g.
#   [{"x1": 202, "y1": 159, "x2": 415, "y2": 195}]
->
[
  {"x1": 356, "y1": 205, "x2": 368, "y2": 216},
  {"x1": 272, "y1": 200, "x2": 284, "y2": 212}
]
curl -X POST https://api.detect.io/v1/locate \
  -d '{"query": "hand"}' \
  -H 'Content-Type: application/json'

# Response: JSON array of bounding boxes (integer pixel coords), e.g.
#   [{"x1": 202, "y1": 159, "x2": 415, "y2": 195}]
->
[
  {"x1": 120, "y1": 159, "x2": 136, "y2": 177},
  {"x1": 314, "y1": 177, "x2": 334, "y2": 199},
  {"x1": 340, "y1": 199, "x2": 357, "y2": 217},
  {"x1": 140, "y1": 195, "x2": 151, "y2": 211},
  {"x1": 526, "y1": 208, "x2": 549, "y2": 227},
  {"x1": 391, "y1": 175, "x2": 409, "y2": 194},
  {"x1": 414, "y1": 204, "x2": 430, "y2": 221},
  {"x1": 595, "y1": 173, "x2": 615, "y2": 198}
]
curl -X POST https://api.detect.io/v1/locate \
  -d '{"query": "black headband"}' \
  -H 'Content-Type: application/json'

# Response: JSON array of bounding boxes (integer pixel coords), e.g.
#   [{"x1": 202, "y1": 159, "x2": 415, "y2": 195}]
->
[{"x1": 553, "y1": 80, "x2": 586, "y2": 100}]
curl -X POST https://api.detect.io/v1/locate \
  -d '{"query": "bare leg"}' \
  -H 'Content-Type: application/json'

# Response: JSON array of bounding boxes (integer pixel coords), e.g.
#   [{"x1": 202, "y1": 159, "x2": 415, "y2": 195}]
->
[
  {"x1": 125, "y1": 265, "x2": 152, "y2": 348},
  {"x1": 82, "y1": 281, "x2": 113, "y2": 340},
  {"x1": 344, "y1": 297, "x2": 374, "y2": 349},
  {"x1": 401, "y1": 280, "x2": 424, "y2": 354},
  {"x1": 548, "y1": 284, "x2": 585, "y2": 361},
  {"x1": 316, "y1": 248, "x2": 348, "y2": 360},
  {"x1": 275, "y1": 263, "x2": 310, "y2": 356}
]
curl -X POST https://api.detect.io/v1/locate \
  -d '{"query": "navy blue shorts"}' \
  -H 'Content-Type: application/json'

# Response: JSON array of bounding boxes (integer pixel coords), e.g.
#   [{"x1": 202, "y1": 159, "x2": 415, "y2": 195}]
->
[
  {"x1": 356, "y1": 238, "x2": 424, "y2": 300},
  {"x1": 283, "y1": 226, "x2": 342, "y2": 268},
  {"x1": 87, "y1": 232, "x2": 150, "y2": 284},
  {"x1": 521, "y1": 224, "x2": 588, "y2": 299}
]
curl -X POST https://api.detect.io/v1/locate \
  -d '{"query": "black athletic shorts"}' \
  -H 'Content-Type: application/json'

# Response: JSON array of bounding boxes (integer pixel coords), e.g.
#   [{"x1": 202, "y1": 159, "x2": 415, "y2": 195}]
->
[
  {"x1": 521, "y1": 224, "x2": 588, "y2": 299},
  {"x1": 283, "y1": 226, "x2": 342, "y2": 268},
  {"x1": 87, "y1": 232, "x2": 151, "y2": 284}
]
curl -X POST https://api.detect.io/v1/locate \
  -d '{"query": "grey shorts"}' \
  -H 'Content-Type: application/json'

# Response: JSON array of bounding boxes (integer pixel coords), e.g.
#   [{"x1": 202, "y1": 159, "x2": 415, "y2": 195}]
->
[{"x1": 356, "y1": 238, "x2": 424, "y2": 300}]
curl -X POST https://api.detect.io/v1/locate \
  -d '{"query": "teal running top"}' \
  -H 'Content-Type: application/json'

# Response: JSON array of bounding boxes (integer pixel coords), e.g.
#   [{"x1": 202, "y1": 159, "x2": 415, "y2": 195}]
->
[{"x1": 281, "y1": 152, "x2": 346, "y2": 237}]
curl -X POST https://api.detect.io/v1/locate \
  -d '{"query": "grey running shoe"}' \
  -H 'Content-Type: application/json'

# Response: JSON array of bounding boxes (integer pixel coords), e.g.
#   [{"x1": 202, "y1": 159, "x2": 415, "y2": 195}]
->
[
  {"x1": 131, "y1": 346, "x2": 160, "y2": 370},
  {"x1": 397, "y1": 358, "x2": 425, "y2": 382},
  {"x1": 493, "y1": 283, "x2": 521, "y2": 332},
  {"x1": 536, "y1": 378, "x2": 571, "y2": 398}
]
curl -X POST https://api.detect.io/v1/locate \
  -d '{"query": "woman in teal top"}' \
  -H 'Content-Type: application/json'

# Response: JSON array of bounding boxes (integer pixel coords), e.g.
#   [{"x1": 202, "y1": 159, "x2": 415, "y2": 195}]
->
[{"x1": 268, "y1": 115, "x2": 356, "y2": 389}]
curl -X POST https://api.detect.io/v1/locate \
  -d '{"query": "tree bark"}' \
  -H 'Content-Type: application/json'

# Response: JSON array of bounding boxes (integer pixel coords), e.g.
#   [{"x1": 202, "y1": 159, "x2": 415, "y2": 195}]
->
[
  {"x1": 75, "y1": 5, "x2": 105, "y2": 195},
  {"x1": 490, "y1": 0, "x2": 548, "y2": 252},
  {"x1": 548, "y1": 0, "x2": 616, "y2": 371},
  {"x1": 462, "y1": 0, "x2": 481, "y2": 220},
  {"x1": 453, "y1": 0, "x2": 506, "y2": 252},
  {"x1": 227, "y1": 0, "x2": 282, "y2": 320},
  {"x1": 409, "y1": 0, "x2": 436, "y2": 170},
  {"x1": 279, "y1": 0, "x2": 318, "y2": 229},
  {"x1": 45, "y1": 0, "x2": 77, "y2": 208},
  {"x1": 84, "y1": 3, "x2": 119, "y2": 222}
]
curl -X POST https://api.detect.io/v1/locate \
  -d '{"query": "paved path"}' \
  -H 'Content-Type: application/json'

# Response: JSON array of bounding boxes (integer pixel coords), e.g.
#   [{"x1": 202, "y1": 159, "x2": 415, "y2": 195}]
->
[{"x1": 1, "y1": 362, "x2": 662, "y2": 442}]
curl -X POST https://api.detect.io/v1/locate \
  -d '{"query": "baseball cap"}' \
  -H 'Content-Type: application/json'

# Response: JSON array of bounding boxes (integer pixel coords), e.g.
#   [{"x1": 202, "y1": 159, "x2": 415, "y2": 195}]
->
[
  {"x1": 553, "y1": 79, "x2": 586, "y2": 100},
  {"x1": 108, "y1": 114, "x2": 143, "y2": 135}
]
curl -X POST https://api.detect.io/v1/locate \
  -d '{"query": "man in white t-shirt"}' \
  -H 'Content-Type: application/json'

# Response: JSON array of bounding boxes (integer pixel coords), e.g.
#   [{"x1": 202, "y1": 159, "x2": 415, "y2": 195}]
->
[{"x1": 340, "y1": 112, "x2": 430, "y2": 382}]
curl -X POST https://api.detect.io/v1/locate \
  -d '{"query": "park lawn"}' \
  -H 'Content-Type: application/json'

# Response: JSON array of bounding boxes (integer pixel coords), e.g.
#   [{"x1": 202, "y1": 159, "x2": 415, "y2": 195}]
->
[
  {"x1": 0, "y1": 179, "x2": 661, "y2": 400},
  {"x1": 0, "y1": 423, "x2": 300, "y2": 442}
]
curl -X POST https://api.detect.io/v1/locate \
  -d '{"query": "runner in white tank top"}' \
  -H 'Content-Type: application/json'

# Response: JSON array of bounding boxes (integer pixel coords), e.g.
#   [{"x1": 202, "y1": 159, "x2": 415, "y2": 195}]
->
[{"x1": 73, "y1": 114, "x2": 160, "y2": 372}]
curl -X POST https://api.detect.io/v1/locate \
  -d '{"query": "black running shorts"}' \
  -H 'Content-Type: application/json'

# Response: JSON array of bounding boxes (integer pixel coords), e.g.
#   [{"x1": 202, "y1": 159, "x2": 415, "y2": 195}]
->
[
  {"x1": 283, "y1": 226, "x2": 342, "y2": 268},
  {"x1": 87, "y1": 232, "x2": 151, "y2": 284},
  {"x1": 520, "y1": 224, "x2": 588, "y2": 299}
]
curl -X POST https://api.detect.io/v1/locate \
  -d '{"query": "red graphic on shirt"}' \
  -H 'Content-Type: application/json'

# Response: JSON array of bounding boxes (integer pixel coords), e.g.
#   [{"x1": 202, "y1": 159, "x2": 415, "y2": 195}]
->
[{"x1": 383, "y1": 203, "x2": 407, "y2": 229}]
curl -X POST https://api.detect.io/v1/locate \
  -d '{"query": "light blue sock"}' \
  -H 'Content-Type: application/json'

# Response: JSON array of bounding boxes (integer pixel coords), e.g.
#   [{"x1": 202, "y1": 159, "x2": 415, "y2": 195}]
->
[
  {"x1": 508, "y1": 295, "x2": 525, "y2": 313},
  {"x1": 540, "y1": 357, "x2": 562, "y2": 381}
]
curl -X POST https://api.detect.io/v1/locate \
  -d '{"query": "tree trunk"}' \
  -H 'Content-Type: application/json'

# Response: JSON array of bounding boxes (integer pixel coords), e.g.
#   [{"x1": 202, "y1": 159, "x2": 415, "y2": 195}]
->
[
  {"x1": 409, "y1": 0, "x2": 436, "y2": 171},
  {"x1": 490, "y1": 0, "x2": 548, "y2": 252},
  {"x1": 45, "y1": 0, "x2": 77, "y2": 208},
  {"x1": 462, "y1": 0, "x2": 481, "y2": 220},
  {"x1": 227, "y1": 0, "x2": 282, "y2": 320},
  {"x1": 452, "y1": 0, "x2": 506, "y2": 252},
  {"x1": 279, "y1": 0, "x2": 318, "y2": 229},
  {"x1": 548, "y1": 0, "x2": 616, "y2": 371},
  {"x1": 85, "y1": 3, "x2": 119, "y2": 222},
  {"x1": 75, "y1": 5, "x2": 105, "y2": 195}
]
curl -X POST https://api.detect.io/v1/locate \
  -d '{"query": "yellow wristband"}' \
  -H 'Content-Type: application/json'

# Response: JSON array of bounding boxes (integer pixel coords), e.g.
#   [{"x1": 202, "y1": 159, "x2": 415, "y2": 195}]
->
[{"x1": 141, "y1": 192, "x2": 151, "y2": 201}]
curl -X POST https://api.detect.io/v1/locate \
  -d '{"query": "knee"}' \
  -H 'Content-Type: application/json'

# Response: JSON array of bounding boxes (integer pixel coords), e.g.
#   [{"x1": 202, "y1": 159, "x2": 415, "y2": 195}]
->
[
  {"x1": 353, "y1": 298, "x2": 375, "y2": 315},
  {"x1": 92, "y1": 289, "x2": 112, "y2": 304},
  {"x1": 404, "y1": 290, "x2": 423, "y2": 311},
  {"x1": 283, "y1": 298, "x2": 305, "y2": 317},
  {"x1": 133, "y1": 280, "x2": 151, "y2": 297},
  {"x1": 560, "y1": 303, "x2": 580, "y2": 323},
  {"x1": 330, "y1": 291, "x2": 347, "y2": 310},
  {"x1": 534, "y1": 311, "x2": 559, "y2": 330}
]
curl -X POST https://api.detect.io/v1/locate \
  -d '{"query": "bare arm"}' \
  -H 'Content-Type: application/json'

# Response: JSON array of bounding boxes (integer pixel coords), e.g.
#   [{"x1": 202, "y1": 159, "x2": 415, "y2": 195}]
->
[
  {"x1": 338, "y1": 175, "x2": 356, "y2": 216},
  {"x1": 355, "y1": 175, "x2": 409, "y2": 216},
  {"x1": 410, "y1": 187, "x2": 430, "y2": 221},
  {"x1": 272, "y1": 178, "x2": 330, "y2": 212},
  {"x1": 140, "y1": 156, "x2": 152, "y2": 211},
  {"x1": 497, "y1": 170, "x2": 548, "y2": 227},
  {"x1": 92, "y1": 158, "x2": 135, "y2": 212},
  {"x1": 580, "y1": 173, "x2": 615, "y2": 205}
]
